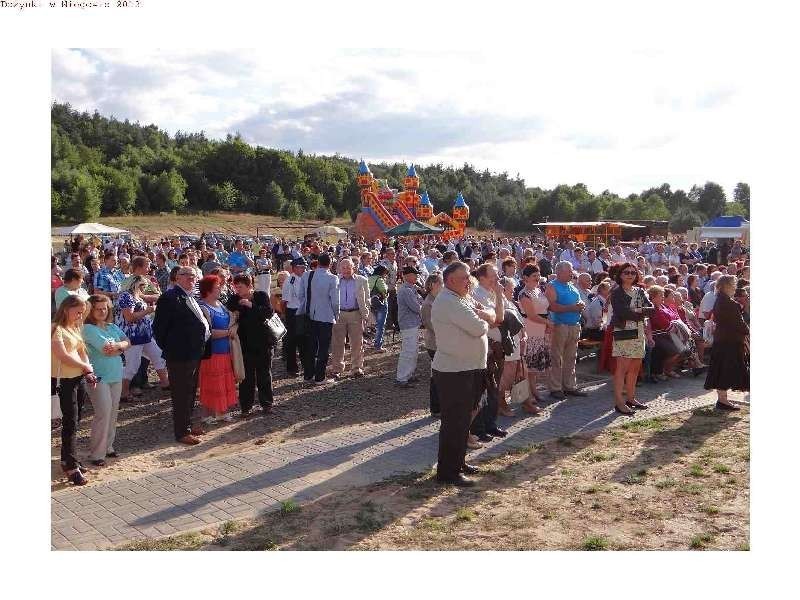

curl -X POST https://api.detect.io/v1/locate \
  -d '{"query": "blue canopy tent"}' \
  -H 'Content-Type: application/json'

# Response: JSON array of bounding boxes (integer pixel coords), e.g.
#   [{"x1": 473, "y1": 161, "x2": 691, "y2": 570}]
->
[{"x1": 700, "y1": 215, "x2": 750, "y2": 243}]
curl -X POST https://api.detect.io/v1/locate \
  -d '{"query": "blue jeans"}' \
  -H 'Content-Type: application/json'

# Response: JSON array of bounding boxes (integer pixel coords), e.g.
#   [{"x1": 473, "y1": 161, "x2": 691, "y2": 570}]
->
[{"x1": 373, "y1": 305, "x2": 388, "y2": 349}]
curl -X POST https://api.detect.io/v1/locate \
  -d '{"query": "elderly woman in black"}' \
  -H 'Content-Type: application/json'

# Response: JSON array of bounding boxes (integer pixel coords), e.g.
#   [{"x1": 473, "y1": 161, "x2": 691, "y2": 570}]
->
[
  {"x1": 704, "y1": 275, "x2": 749, "y2": 410},
  {"x1": 609, "y1": 263, "x2": 655, "y2": 414}
]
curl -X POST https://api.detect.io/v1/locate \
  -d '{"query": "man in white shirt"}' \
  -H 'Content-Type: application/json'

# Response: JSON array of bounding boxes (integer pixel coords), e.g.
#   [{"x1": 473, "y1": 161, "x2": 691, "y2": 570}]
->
[
  {"x1": 281, "y1": 258, "x2": 308, "y2": 376},
  {"x1": 586, "y1": 249, "x2": 605, "y2": 277},
  {"x1": 610, "y1": 245, "x2": 626, "y2": 265}
]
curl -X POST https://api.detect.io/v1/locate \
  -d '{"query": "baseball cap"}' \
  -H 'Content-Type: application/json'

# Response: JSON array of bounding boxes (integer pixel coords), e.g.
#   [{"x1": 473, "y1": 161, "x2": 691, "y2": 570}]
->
[{"x1": 290, "y1": 257, "x2": 307, "y2": 267}]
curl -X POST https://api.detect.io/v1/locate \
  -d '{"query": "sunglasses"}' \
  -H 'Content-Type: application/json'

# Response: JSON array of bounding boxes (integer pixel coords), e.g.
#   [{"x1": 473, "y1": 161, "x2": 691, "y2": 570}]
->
[{"x1": 622, "y1": 270, "x2": 638, "y2": 275}]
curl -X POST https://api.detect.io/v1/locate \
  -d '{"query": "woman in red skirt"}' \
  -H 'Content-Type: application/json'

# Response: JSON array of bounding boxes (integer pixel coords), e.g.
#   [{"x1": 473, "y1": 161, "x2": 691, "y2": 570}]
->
[{"x1": 198, "y1": 275, "x2": 239, "y2": 423}]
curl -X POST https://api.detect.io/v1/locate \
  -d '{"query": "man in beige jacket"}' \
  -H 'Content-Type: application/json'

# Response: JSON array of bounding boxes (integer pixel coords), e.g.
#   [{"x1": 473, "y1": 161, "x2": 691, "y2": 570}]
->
[
  {"x1": 431, "y1": 261, "x2": 495, "y2": 487},
  {"x1": 330, "y1": 258, "x2": 370, "y2": 378}
]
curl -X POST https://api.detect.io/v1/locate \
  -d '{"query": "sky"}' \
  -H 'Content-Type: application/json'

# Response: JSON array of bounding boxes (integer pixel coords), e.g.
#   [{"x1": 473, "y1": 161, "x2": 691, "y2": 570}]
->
[{"x1": 51, "y1": 47, "x2": 751, "y2": 198}]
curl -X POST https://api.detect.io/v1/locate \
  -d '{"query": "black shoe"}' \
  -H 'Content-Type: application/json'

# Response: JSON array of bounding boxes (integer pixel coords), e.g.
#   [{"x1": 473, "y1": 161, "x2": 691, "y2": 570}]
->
[
  {"x1": 715, "y1": 401, "x2": 741, "y2": 411},
  {"x1": 488, "y1": 428, "x2": 508, "y2": 438},
  {"x1": 240, "y1": 410, "x2": 252, "y2": 419},
  {"x1": 550, "y1": 390, "x2": 566, "y2": 400},
  {"x1": 67, "y1": 470, "x2": 88, "y2": 486},
  {"x1": 564, "y1": 388, "x2": 588, "y2": 397},
  {"x1": 91, "y1": 459, "x2": 106, "y2": 467},
  {"x1": 105, "y1": 452, "x2": 119, "y2": 458},
  {"x1": 461, "y1": 464, "x2": 480, "y2": 475},
  {"x1": 430, "y1": 412, "x2": 441, "y2": 418},
  {"x1": 287, "y1": 371, "x2": 300, "y2": 378},
  {"x1": 477, "y1": 433, "x2": 494, "y2": 443},
  {"x1": 437, "y1": 474, "x2": 476, "y2": 487}
]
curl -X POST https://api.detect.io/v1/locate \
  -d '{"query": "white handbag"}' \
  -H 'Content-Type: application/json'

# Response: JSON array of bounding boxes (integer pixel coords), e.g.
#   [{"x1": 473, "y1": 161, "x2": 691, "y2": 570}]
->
[{"x1": 511, "y1": 379, "x2": 531, "y2": 403}]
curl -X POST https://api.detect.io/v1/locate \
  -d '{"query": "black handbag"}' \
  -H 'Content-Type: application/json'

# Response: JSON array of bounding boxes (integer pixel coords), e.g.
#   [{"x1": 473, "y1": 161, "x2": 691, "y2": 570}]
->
[
  {"x1": 369, "y1": 277, "x2": 386, "y2": 311},
  {"x1": 264, "y1": 312, "x2": 287, "y2": 346},
  {"x1": 613, "y1": 328, "x2": 639, "y2": 341}
]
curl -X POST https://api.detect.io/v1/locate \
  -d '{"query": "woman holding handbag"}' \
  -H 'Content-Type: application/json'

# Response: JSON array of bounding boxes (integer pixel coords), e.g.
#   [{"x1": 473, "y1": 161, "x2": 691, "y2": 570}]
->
[
  {"x1": 197, "y1": 275, "x2": 239, "y2": 424},
  {"x1": 517, "y1": 265, "x2": 550, "y2": 415},
  {"x1": 52, "y1": 295, "x2": 97, "y2": 486},
  {"x1": 497, "y1": 276, "x2": 528, "y2": 417},
  {"x1": 609, "y1": 263, "x2": 654, "y2": 415}
]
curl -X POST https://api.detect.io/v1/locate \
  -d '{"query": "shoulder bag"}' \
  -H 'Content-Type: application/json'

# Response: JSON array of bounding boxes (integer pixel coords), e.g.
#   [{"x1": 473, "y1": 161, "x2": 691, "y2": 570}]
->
[
  {"x1": 370, "y1": 277, "x2": 386, "y2": 312},
  {"x1": 295, "y1": 270, "x2": 315, "y2": 336}
]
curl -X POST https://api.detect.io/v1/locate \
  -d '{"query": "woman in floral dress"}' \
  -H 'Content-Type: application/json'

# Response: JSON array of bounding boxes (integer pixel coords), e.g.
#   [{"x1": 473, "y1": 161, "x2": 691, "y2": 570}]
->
[{"x1": 517, "y1": 264, "x2": 551, "y2": 415}]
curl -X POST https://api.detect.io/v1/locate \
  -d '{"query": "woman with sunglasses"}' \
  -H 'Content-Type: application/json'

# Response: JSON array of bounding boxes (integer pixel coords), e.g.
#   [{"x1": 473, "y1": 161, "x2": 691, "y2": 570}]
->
[
  {"x1": 609, "y1": 263, "x2": 654, "y2": 415},
  {"x1": 116, "y1": 275, "x2": 170, "y2": 402}
]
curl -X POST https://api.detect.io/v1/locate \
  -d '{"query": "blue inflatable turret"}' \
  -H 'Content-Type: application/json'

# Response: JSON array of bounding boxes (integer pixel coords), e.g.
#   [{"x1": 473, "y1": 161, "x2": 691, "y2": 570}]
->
[
  {"x1": 407, "y1": 164, "x2": 417, "y2": 178},
  {"x1": 358, "y1": 159, "x2": 370, "y2": 175}
]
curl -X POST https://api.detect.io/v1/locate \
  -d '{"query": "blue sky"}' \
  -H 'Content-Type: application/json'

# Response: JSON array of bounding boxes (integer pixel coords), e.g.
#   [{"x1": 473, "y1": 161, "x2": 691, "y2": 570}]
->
[{"x1": 52, "y1": 48, "x2": 749, "y2": 197}]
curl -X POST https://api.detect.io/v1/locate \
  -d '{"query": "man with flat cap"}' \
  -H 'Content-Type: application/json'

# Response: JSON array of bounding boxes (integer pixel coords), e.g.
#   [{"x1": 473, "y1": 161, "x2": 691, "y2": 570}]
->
[
  {"x1": 396, "y1": 265, "x2": 423, "y2": 387},
  {"x1": 281, "y1": 257, "x2": 308, "y2": 377}
]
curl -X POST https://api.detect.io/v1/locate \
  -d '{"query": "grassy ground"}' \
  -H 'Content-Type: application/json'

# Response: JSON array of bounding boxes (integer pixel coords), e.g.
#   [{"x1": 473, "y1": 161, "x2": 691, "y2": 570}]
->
[{"x1": 118, "y1": 405, "x2": 749, "y2": 551}]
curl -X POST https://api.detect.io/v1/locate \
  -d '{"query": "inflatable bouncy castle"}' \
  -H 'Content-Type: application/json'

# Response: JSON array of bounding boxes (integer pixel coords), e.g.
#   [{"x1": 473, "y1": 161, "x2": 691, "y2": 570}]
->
[{"x1": 354, "y1": 160, "x2": 469, "y2": 241}]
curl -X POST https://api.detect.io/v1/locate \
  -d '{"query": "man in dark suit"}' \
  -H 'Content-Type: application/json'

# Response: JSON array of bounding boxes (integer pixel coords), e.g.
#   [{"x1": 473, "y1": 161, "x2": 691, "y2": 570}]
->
[{"x1": 153, "y1": 267, "x2": 210, "y2": 445}]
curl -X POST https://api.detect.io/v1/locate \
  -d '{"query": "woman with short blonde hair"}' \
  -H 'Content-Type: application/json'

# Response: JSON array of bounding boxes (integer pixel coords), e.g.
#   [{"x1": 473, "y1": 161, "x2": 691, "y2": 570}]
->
[{"x1": 83, "y1": 295, "x2": 130, "y2": 466}]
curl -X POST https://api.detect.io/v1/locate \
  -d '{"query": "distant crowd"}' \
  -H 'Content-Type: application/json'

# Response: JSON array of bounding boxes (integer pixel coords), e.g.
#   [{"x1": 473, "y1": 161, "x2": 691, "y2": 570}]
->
[{"x1": 51, "y1": 231, "x2": 750, "y2": 487}]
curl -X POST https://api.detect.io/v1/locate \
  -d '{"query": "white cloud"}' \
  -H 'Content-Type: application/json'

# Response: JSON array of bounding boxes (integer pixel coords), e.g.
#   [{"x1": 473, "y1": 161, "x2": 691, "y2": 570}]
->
[{"x1": 51, "y1": 48, "x2": 748, "y2": 197}]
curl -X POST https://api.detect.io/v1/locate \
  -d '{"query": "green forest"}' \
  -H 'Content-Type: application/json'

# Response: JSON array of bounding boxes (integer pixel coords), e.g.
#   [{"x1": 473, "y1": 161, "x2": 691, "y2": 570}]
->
[{"x1": 51, "y1": 103, "x2": 750, "y2": 232}]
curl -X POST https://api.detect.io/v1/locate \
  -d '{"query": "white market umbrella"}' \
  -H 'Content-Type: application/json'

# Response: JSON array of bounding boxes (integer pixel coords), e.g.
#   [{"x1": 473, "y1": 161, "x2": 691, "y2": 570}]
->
[{"x1": 52, "y1": 223, "x2": 130, "y2": 236}]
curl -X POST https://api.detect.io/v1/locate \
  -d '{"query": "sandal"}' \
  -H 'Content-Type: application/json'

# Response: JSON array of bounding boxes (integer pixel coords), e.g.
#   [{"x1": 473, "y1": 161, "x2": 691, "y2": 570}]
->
[
  {"x1": 498, "y1": 406, "x2": 515, "y2": 417},
  {"x1": 522, "y1": 402, "x2": 543, "y2": 415}
]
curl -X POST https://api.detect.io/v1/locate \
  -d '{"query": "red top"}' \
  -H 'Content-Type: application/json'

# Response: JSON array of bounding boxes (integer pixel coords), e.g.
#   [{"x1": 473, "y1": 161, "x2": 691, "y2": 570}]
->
[{"x1": 650, "y1": 304, "x2": 679, "y2": 332}]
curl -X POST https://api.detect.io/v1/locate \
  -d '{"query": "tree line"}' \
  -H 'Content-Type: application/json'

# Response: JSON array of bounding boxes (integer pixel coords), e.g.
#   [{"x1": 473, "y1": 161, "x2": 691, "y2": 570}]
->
[{"x1": 51, "y1": 103, "x2": 750, "y2": 232}]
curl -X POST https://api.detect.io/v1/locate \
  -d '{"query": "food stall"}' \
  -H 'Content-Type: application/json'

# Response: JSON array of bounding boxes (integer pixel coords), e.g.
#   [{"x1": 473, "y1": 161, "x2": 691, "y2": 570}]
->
[{"x1": 532, "y1": 221, "x2": 645, "y2": 247}]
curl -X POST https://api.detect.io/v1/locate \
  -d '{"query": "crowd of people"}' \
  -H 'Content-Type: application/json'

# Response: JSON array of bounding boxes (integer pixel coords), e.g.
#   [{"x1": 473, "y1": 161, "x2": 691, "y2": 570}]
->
[{"x1": 51, "y1": 231, "x2": 750, "y2": 487}]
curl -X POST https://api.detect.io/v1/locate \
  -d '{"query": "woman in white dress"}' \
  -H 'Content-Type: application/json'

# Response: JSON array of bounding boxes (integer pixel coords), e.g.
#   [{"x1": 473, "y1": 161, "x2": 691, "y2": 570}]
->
[
  {"x1": 517, "y1": 264, "x2": 551, "y2": 415},
  {"x1": 254, "y1": 247, "x2": 272, "y2": 294}
]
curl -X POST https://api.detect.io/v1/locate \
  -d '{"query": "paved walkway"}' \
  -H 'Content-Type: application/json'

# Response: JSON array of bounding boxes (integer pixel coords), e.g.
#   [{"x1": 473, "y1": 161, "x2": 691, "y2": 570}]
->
[{"x1": 52, "y1": 376, "x2": 718, "y2": 550}]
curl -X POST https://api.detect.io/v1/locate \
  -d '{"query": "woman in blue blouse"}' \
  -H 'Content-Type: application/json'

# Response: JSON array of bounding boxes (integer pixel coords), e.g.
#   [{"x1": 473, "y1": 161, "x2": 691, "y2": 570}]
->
[{"x1": 83, "y1": 295, "x2": 130, "y2": 466}]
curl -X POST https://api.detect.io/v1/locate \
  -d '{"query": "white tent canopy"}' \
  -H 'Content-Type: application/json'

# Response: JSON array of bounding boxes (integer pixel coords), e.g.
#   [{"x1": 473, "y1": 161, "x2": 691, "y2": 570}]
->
[
  {"x1": 313, "y1": 225, "x2": 348, "y2": 239},
  {"x1": 52, "y1": 223, "x2": 130, "y2": 236}
]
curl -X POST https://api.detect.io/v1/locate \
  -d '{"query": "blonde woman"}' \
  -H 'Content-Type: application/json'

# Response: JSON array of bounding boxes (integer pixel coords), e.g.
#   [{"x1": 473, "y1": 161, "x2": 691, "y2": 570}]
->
[
  {"x1": 115, "y1": 275, "x2": 169, "y2": 401},
  {"x1": 52, "y1": 295, "x2": 97, "y2": 485},
  {"x1": 82, "y1": 295, "x2": 130, "y2": 466}
]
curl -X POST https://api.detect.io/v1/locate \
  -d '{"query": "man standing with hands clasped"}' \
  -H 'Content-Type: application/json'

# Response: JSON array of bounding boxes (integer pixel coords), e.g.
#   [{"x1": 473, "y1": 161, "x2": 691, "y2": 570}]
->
[
  {"x1": 545, "y1": 261, "x2": 588, "y2": 400},
  {"x1": 329, "y1": 258, "x2": 370, "y2": 379},
  {"x1": 431, "y1": 261, "x2": 495, "y2": 486}
]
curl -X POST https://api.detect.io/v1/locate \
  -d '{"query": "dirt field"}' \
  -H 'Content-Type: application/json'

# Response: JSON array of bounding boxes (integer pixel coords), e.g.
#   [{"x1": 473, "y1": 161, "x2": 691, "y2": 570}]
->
[
  {"x1": 119, "y1": 405, "x2": 749, "y2": 551},
  {"x1": 51, "y1": 211, "x2": 518, "y2": 242}
]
